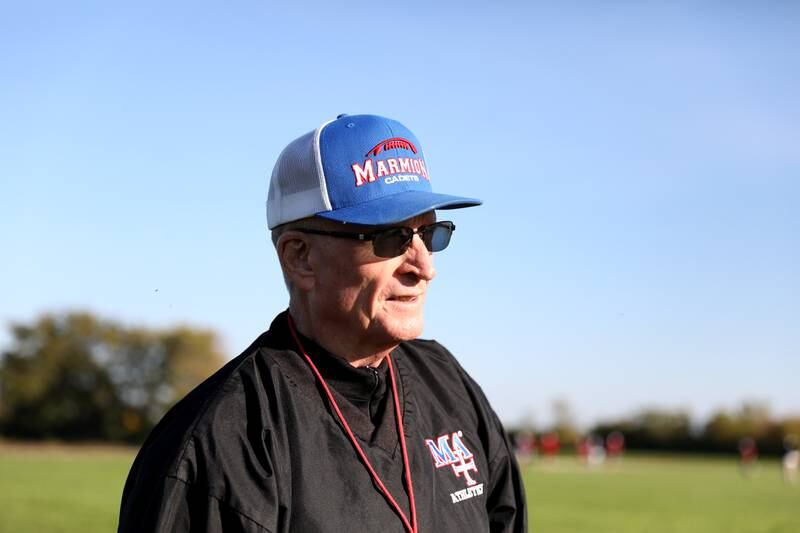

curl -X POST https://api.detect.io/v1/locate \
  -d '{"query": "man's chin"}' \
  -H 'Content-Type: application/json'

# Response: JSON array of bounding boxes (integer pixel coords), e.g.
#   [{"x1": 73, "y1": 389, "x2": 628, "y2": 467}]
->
[{"x1": 372, "y1": 317, "x2": 424, "y2": 345}]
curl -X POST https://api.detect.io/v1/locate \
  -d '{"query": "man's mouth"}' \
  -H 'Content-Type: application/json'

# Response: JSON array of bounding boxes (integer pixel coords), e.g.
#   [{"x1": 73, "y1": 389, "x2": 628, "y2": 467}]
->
[{"x1": 389, "y1": 295, "x2": 420, "y2": 303}]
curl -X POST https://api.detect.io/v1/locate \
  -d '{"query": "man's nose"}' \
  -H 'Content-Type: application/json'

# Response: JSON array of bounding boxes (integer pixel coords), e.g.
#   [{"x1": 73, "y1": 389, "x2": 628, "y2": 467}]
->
[{"x1": 401, "y1": 234, "x2": 436, "y2": 281}]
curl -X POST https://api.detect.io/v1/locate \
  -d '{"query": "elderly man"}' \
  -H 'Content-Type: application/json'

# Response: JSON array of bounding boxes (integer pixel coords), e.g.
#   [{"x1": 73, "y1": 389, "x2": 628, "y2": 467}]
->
[{"x1": 119, "y1": 114, "x2": 526, "y2": 532}]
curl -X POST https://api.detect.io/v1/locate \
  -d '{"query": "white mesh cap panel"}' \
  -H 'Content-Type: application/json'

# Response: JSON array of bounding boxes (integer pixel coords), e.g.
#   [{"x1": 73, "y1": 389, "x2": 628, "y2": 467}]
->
[{"x1": 267, "y1": 126, "x2": 332, "y2": 229}]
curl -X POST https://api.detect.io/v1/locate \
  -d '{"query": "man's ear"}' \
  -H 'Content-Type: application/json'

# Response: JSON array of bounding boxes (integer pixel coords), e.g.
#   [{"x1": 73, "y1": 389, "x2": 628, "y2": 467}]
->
[{"x1": 277, "y1": 232, "x2": 315, "y2": 291}]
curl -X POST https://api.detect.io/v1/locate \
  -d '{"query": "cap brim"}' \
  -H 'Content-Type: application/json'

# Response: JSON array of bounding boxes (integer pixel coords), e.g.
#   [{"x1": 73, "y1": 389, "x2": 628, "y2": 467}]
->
[{"x1": 315, "y1": 190, "x2": 482, "y2": 226}]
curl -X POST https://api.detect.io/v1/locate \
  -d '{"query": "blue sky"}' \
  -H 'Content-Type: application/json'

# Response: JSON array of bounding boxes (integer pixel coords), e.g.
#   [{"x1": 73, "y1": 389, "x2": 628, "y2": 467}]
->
[{"x1": 1, "y1": 1, "x2": 798, "y2": 427}]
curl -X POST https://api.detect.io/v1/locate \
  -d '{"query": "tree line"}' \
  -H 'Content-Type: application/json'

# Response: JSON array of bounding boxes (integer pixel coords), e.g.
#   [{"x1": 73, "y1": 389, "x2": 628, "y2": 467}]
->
[
  {"x1": 0, "y1": 312, "x2": 225, "y2": 443},
  {"x1": 511, "y1": 401, "x2": 800, "y2": 457},
  {"x1": 2, "y1": 312, "x2": 797, "y2": 455},
  {"x1": 591, "y1": 404, "x2": 800, "y2": 456}
]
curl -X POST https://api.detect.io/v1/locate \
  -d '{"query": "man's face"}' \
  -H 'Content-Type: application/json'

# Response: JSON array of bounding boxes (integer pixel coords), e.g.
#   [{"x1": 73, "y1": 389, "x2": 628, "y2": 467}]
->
[{"x1": 308, "y1": 211, "x2": 437, "y2": 349}]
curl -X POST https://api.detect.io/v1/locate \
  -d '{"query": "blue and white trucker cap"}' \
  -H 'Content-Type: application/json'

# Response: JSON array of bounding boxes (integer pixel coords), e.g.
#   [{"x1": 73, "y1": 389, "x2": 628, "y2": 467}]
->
[{"x1": 267, "y1": 114, "x2": 482, "y2": 229}]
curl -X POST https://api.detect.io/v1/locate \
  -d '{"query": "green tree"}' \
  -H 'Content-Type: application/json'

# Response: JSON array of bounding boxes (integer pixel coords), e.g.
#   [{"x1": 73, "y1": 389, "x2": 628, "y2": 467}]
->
[
  {"x1": 550, "y1": 398, "x2": 579, "y2": 447},
  {"x1": 703, "y1": 402, "x2": 775, "y2": 453},
  {"x1": 592, "y1": 408, "x2": 696, "y2": 452},
  {"x1": 0, "y1": 312, "x2": 225, "y2": 442}
]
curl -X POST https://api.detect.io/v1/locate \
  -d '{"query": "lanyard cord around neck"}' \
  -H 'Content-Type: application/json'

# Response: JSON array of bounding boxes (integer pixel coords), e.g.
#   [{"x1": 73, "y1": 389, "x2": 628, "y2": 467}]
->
[{"x1": 287, "y1": 315, "x2": 418, "y2": 533}]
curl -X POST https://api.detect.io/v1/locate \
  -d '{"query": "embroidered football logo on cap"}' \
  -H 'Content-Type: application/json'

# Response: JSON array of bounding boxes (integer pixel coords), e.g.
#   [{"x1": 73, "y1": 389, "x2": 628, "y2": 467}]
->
[{"x1": 365, "y1": 137, "x2": 418, "y2": 157}]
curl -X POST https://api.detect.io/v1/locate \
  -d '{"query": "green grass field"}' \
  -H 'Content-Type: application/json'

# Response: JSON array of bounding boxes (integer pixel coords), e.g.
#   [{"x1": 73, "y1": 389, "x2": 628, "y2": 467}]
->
[
  {"x1": 1, "y1": 444, "x2": 798, "y2": 532},
  {"x1": 0, "y1": 443, "x2": 134, "y2": 533},
  {"x1": 523, "y1": 455, "x2": 799, "y2": 532}
]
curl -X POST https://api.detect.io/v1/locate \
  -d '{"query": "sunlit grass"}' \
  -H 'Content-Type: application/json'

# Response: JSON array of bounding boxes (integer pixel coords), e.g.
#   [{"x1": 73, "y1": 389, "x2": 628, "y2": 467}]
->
[
  {"x1": 0, "y1": 443, "x2": 134, "y2": 533},
  {"x1": 1, "y1": 444, "x2": 798, "y2": 532},
  {"x1": 523, "y1": 454, "x2": 800, "y2": 533}
]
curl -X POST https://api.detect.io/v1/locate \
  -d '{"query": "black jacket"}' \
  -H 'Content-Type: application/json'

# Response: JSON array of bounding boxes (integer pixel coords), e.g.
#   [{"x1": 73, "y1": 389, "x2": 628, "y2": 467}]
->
[{"x1": 119, "y1": 312, "x2": 527, "y2": 532}]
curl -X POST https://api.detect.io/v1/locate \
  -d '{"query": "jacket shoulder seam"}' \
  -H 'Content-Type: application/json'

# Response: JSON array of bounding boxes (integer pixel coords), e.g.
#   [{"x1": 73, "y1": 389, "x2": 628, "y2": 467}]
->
[
  {"x1": 166, "y1": 475, "x2": 274, "y2": 533},
  {"x1": 174, "y1": 345, "x2": 267, "y2": 476}
]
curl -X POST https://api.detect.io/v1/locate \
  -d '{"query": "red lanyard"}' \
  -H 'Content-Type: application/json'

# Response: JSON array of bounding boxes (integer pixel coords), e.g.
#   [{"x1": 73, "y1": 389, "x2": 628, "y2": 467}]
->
[{"x1": 287, "y1": 316, "x2": 419, "y2": 533}]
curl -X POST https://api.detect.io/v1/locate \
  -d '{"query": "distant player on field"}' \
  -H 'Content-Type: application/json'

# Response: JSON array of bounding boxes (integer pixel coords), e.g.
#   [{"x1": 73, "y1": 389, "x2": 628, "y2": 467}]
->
[{"x1": 738, "y1": 436, "x2": 758, "y2": 477}]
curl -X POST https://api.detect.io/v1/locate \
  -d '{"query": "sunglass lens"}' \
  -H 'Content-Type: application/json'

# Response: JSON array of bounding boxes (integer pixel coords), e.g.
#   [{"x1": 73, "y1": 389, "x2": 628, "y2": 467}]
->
[
  {"x1": 373, "y1": 228, "x2": 413, "y2": 258},
  {"x1": 372, "y1": 223, "x2": 454, "y2": 257},
  {"x1": 425, "y1": 223, "x2": 453, "y2": 252}
]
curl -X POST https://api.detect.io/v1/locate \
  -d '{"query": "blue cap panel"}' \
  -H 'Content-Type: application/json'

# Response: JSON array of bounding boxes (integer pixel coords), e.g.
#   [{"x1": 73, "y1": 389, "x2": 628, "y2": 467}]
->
[{"x1": 319, "y1": 115, "x2": 434, "y2": 210}]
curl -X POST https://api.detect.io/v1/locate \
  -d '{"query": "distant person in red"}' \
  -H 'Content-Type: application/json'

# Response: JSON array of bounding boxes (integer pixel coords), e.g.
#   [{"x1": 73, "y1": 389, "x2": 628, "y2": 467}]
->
[
  {"x1": 606, "y1": 431, "x2": 625, "y2": 460},
  {"x1": 738, "y1": 436, "x2": 758, "y2": 477},
  {"x1": 540, "y1": 432, "x2": 560, "y2": 458}
]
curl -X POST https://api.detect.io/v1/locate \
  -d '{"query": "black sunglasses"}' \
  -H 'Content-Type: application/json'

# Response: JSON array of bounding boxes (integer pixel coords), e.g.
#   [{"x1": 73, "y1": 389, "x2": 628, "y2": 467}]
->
[{"x1": 294, "y1": 221, "x2": 456, "y2": 258}]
